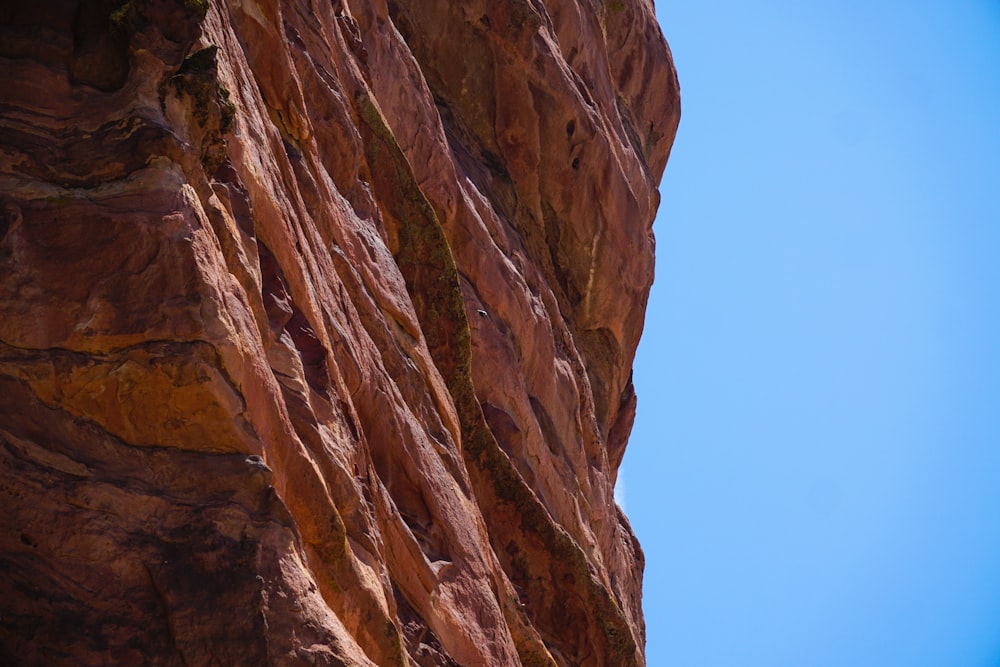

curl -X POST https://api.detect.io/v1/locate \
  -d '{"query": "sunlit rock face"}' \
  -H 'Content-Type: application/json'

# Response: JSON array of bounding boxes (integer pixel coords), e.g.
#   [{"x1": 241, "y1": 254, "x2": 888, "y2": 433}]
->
[{"x1": 0, "y1": 0, "x2": 678, "y2": 664}]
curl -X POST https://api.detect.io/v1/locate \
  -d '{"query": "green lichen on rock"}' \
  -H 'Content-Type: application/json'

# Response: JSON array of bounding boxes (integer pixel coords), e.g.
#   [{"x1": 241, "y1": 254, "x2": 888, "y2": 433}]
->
[
  {"x1": 217, "y1": 85, "x2": 236, "y2": 134},
  {"x1": 108, "y1": 2, "x2": 132, "y2": 34},
  {"x1": 166, "y1": 45, "x2": 237, "y2": 169},
  {"x1": 107, "y1": 0, "x2": 208, "y2": 36},
  {"x1": 356, "y1": 93, "x2": 471, "y2": 386},
  {"x1": 355, "y1": 92, "x2": 638, "y2": 666},
  {"x1": 172, "y1": 46, "x2": 234, "y2": 128}
]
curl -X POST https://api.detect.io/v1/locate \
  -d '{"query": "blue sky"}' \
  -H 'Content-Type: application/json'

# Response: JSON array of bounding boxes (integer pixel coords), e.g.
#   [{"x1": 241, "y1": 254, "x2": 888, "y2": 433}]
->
[{"x1": 622, "y1": 1, "x2": 1000, "y2": 665}]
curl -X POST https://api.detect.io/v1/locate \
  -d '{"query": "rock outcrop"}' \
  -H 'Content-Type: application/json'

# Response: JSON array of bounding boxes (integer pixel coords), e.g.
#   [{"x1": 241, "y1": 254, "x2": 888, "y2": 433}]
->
[{"x1": 0, "y1": 0, "x2": 679, "y2": 664}]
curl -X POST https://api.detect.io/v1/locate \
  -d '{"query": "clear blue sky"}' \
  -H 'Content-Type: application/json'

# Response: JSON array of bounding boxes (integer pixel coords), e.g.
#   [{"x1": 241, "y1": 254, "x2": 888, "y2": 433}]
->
[{"x1": 622, "y1": 1, "x2": 1000, "y2": 665}]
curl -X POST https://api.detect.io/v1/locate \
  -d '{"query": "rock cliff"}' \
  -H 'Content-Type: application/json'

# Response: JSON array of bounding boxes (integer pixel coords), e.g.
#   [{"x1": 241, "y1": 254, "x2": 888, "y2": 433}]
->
[{"x1": 0, "y1": 0, "x2": 679, "y2": 664}]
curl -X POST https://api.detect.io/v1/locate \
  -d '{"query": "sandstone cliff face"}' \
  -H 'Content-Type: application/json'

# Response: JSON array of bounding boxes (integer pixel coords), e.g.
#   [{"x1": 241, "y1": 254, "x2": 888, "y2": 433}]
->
[{"x1": 0, "y1": 1, "x2": 679, "y2": 664}]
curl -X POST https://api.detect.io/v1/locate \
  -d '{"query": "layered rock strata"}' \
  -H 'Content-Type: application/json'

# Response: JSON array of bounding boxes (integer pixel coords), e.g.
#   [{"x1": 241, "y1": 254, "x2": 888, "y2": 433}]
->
[{"x1": 0, "y1": 0, "x2": 679, "y2": 664}]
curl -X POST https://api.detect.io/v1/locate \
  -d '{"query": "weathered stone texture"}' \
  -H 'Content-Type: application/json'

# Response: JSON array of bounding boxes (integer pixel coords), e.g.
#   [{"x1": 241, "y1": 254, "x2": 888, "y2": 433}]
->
[{"x1": 0, "y1": 0, "x2": 679, "y2": 664}]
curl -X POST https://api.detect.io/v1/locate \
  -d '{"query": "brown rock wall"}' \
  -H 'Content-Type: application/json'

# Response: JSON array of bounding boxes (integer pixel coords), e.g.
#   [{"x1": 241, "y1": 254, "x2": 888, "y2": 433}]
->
[{"x1": 0, "y1": 0, "x2": 679, "y2": 664}]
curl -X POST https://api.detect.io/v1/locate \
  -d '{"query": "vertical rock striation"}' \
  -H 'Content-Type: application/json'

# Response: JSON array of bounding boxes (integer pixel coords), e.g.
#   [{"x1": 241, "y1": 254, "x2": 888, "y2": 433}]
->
[{"x1": 0, "y1": 0, "x2": 679, "y2": 665}]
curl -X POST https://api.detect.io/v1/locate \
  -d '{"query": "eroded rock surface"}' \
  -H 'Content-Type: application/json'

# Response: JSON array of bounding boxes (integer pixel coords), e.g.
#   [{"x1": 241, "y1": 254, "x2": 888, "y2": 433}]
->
[{"x1": 0, "y1": 1, "x2": 679, "y2": 664}]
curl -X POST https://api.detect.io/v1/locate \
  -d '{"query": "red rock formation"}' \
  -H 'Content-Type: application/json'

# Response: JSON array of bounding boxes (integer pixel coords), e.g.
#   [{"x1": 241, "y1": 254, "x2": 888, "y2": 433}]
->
[{"x1": 0, "y1": 0, "x2": 679, "y2": 664}]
